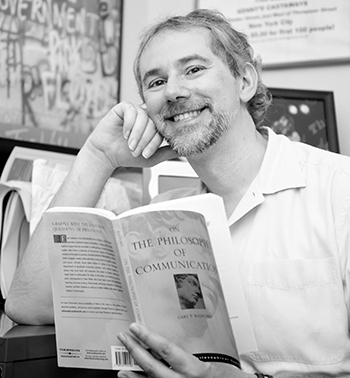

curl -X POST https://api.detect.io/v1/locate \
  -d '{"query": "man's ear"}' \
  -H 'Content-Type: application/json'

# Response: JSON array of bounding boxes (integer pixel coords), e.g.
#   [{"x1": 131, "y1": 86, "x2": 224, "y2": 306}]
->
[{"x1": 239, "y1": 63, "x2": 258, "y2": 103}]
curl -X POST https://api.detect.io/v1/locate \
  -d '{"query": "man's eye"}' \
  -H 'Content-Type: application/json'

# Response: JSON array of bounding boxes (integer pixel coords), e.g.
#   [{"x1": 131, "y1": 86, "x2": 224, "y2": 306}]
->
[
  {"x1": 187, "y1": 66, "x2": 204, "y2": 75},
  {"x1": 149, "y1": 79, "x2": 166, "y2": 88}
]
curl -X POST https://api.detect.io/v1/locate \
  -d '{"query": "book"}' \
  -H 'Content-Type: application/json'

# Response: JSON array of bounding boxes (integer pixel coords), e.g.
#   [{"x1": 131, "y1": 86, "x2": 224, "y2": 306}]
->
[{"x1": 44, "y1": 193, "x2": 257, "y2": 371}]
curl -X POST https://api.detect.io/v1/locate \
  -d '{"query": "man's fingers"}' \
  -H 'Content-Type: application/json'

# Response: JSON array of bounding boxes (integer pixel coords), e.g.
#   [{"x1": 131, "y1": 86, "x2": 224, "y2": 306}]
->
[
  {"x1": 112, "y1": 102, "x2": 155, "y2": 147},
  {"x1": 115, "y1": 104, "x2": 159, "y2": 159},
  {"x1": 127, "y1": 112, "x2": 152, "y2": 152},
  {"x1": 118, "y1": 329, "x2": 176, "y2": 378},
  {"x1": 124, "y1": 323, "x2": 207, "y2": 376},
  {"x1": 112, "y1": 102, "x2": 138, "y2": 137},
  {"x1": 129, "y1": 118, "x2": 160, "y2": 158},
  {"x1": 95, "y1": 101, "x2": 179, "y2": 169},
  {"x1": 118, "y1": 371, "x2": 146, "y2": 378}
]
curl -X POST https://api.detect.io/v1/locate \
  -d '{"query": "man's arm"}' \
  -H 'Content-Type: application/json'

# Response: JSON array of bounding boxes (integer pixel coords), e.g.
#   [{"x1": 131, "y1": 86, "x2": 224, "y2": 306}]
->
[{"x1": 5, "y1": 102, "x2": 177, "y2": 325}]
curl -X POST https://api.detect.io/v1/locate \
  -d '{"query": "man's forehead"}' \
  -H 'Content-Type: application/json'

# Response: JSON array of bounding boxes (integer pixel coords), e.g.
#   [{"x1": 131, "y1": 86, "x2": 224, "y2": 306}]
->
[{"x1": 139, "y1": 28, "x2": 213, "y2": 72}]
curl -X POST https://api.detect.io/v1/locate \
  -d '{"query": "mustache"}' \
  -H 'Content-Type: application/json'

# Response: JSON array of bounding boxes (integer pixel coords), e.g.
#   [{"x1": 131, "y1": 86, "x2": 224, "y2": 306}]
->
[{"x1": 159, "y1": 99, "x2": 213, "y2": 119}]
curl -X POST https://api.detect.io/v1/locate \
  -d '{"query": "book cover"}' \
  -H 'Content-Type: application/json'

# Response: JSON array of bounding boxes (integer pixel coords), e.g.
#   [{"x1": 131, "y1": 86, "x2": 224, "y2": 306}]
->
[{"x1": 115, "y1": 209, "x2": 239, "y2": 366}]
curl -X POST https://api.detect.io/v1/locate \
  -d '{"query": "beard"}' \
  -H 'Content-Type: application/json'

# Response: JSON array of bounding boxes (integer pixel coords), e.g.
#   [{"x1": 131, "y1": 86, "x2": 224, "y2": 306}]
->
[{"x1": 153, "y1": 99, "x2": 236, "y2": 157}]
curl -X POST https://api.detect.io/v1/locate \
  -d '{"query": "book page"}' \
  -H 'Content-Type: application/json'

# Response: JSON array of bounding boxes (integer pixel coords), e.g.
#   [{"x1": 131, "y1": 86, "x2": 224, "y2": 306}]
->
[
  {"x1": 30, "y1": 159, "x2": 71, "y2": 235},
  {"x1": 1, "y1": 146, "x2": 75, "y2": 182},
  {"x1": 0, "y1": 147, "x2": 74, "y2": 298},
  {"x1": 0, "y1": 183, "x2": 19, "y2": 238},
  {"x1": 0, "y1": 181, "x2": 31, "y2": 299},
  {"x1": 0, "y1": 146, "x2": 75, "y2": 235},
  {"x1": 119, "y1": 193, "x2": 257, "y2": 354},
  {"x1": 44, "y1": 210, "x2": 137, "y2": 370},
  {"x1": 114, "y1": 209, "x2": 240, "y2": 367},
  {"x1": 0, "y1": 191, "x2": 29, "y2": 298}
]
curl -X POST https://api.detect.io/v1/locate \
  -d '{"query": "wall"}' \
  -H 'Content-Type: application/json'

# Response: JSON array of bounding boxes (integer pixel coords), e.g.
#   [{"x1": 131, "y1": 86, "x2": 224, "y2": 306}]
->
[
  {"x1": 120, "y1": 0, "x2": 194, "y2": 104},
  {"x1": 120, "y1": 0, "x2": 350, "y2": 156}
]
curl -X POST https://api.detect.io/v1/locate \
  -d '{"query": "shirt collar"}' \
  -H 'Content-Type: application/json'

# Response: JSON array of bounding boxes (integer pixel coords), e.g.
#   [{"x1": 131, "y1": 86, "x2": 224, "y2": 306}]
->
[
  {"x1": 257, "y1": 127, "x2": 306, "y2": 194},
  {"x1": 227, "y1": 128, "x2": 306, "y2": 225}
]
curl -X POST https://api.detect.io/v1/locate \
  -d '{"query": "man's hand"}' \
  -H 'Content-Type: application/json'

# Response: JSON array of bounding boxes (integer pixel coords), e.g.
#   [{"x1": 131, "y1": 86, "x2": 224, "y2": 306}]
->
[
  {"x1": 84, "y1": 102, "x2": 178, "y2": 173},
  {"x1": 117, "y1": 323, "x2": 252, "y2": 378}
]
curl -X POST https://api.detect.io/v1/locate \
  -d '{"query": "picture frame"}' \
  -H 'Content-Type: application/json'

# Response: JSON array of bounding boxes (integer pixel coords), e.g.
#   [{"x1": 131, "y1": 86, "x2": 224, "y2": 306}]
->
[
  {"x1": 0, "y1": 0, "x2": 123, "y2": 150},
  {"x1": 196, "y1": 0, "x2": 350, "y2": 69},
  {"x1": 264, "y1": 88, "x2": 339, "y2": 153}
]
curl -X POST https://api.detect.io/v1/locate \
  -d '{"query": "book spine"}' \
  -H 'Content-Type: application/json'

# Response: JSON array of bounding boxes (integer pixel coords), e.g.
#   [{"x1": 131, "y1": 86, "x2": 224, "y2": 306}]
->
[{"x1": 114, "y1": 220, "x2": 144, "y2": 324}]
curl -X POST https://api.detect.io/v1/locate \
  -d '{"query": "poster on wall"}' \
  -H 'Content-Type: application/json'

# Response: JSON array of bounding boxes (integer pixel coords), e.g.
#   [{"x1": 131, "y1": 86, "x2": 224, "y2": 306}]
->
[
  {"x1": 0, "y1": 0, "x2": 123, "y2": 149},
  {"x1": 197, "y1": 0, "x2": 350, "y2": 68}
]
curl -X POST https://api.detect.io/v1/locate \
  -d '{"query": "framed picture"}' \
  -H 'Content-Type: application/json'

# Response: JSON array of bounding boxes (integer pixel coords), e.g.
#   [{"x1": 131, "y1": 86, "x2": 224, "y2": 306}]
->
[
  {"x1": 0, "y1": 0, "x2": 123, "y2": 150},
  {"x1": 264, "y1": 88, "x2": 339, "y2": 153},
  {"x1": 196, "y1": 0, "x2": 350, "y2": 68}
]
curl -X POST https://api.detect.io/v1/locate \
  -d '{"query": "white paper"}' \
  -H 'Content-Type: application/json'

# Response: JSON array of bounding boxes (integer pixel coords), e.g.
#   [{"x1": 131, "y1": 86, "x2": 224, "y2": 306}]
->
[
  {"x1": 0, "y1": 147, "x2": 75, "y2": 298},
  {"x1": 199, "y1": 0, "x2": 350, "y2": 67},
  {"x1": 0, "y1": 191, "x2": 29, "y2": 298},
  {"x1": 31, "y1": 159, "x2": 72, "y2": 234}
]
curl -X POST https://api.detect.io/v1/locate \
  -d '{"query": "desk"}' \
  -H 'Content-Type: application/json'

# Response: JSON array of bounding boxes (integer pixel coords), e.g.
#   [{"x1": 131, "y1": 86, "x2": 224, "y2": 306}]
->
[{"x1": 0, "y1": 311, "x2": 116, "y2": 378}]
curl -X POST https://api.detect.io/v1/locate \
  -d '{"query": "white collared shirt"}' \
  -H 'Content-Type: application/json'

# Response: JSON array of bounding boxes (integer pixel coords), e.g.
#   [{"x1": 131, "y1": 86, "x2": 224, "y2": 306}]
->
[{"x1": 153, "y1": 128, "x2": 350, "y2": 375}]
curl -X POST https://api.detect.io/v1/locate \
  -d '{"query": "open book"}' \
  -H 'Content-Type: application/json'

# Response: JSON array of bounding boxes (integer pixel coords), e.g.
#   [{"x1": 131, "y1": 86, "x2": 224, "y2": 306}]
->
[{"x1": 44, "y1": 193, "x2": 256, "y2": 371}]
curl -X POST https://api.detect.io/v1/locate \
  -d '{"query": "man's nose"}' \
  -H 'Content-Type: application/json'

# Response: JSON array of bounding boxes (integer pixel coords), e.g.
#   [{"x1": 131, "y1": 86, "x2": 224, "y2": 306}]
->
[{"x1": 164, "y1": 76, "x2": 191, "y2": 102}]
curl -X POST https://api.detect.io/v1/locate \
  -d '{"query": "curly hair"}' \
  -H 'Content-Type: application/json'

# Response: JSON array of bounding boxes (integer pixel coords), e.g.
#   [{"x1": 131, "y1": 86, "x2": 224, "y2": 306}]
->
[
  {"x1": 133, "y1": 8, "x2": 272, "y2": 128},
  {"x1": 174, "y1": 274, "x2": 199, "y2": 289}
]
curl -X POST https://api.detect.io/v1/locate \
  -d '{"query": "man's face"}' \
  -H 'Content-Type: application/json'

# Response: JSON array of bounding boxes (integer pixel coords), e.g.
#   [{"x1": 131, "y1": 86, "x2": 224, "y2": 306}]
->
[
  {"x1": 139, "y1": 28, "x2": 241, "y2": 157},
  {"x1": 177, "y1": 275, "x2": 201, "y2": 309}
]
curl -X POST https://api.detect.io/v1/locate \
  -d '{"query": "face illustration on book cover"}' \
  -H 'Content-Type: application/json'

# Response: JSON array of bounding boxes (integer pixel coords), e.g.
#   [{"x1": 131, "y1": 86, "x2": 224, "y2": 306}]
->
[
  {"x1": 174, "y1": 273, "x2": 205, "y2": 310},
  {"x1": 120, "y1": 210, "x2": 237, "y2": 355}
]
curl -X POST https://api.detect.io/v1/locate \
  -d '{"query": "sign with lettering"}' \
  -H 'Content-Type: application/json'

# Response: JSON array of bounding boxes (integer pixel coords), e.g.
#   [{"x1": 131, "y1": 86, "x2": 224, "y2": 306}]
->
[
  {"x1": 0, "y1": 0, "x2": 123, "y2": 148},
  {"x1": 197, "y1": 0, "x2": 350, "y2": 68}
]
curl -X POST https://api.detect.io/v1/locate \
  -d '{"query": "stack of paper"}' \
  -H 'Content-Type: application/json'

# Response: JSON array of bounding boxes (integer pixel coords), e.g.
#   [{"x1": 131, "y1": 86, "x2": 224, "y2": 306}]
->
[{"x1": 0, "y1": 147, "x2": 75, "y2": 299}]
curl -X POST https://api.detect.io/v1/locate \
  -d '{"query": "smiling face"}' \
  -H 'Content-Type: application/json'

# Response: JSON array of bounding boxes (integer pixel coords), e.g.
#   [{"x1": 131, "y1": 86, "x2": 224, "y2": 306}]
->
[{"x1": 139, "y1": 27, "x2": 241, "y2": 157}]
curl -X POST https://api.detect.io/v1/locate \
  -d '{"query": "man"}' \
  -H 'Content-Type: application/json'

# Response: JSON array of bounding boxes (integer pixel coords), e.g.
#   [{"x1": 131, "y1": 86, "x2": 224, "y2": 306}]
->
[
  {"x1": 5, "y1": 8, "x2": 350, "y2": 378},
  {"x1": 174, "y1": 274, "x2": 203, "y2": 309}
]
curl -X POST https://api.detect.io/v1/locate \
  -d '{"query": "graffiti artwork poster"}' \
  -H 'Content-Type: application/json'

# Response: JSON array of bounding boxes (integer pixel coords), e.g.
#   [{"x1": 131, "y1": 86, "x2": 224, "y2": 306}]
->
[{"x1": 0, "y1": 0, "x2": 123, "y2": 149}]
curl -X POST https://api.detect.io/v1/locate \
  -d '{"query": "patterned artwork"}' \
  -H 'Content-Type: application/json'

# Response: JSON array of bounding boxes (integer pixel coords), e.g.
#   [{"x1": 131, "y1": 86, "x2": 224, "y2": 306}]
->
[
  {"x1": 0, "y1": 0, "x2": 123, "y2": 148},
  {"x1": 265, "y1": 88, "x2": 339, "y2": 153}
]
